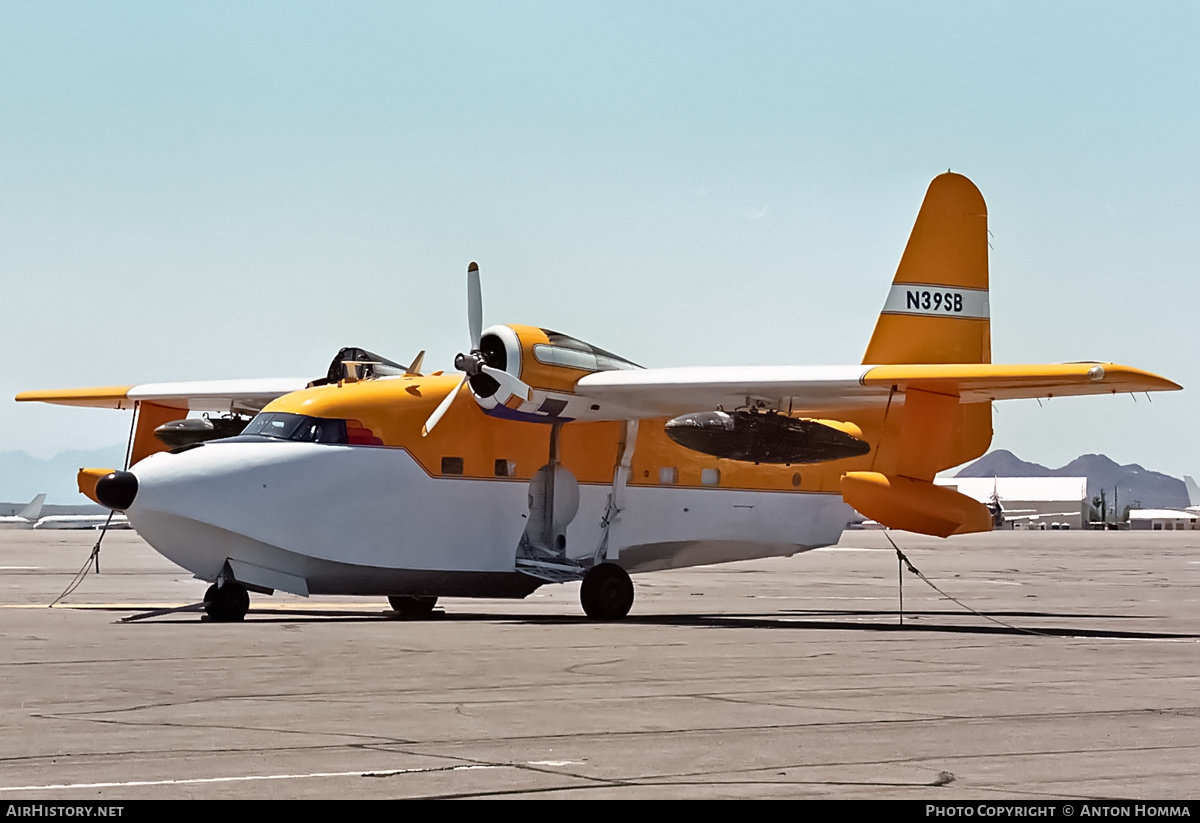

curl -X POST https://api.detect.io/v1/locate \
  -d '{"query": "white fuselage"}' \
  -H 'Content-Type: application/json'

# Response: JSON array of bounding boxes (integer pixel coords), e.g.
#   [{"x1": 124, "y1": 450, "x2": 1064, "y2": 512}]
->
[
  {"x1": 123, "y1": 439, "x2": 850, "y2": 599},
  {"x1": 33, "y1": 514, "x2": 130, "y2": 530},
  {"x1": 0, "y1": 517, "x2": 36, "y2": 530}
]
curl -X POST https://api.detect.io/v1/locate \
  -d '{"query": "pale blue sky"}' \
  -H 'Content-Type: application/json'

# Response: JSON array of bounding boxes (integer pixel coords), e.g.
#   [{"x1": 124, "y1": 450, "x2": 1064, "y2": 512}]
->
[{"x1": 2, "y1": 2, "x2": 1197, "y2": 482}]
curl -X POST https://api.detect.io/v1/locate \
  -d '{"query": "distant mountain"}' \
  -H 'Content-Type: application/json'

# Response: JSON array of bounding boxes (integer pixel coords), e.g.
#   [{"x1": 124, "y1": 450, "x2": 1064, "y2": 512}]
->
[
  {"x1": 955, "y1": 449, "x2": 1054, "y2": 478},
  {"x1": 956, "y1": 449, "x2": 1188, "y2": 510},
  {"x1": 0, "y1": 446, "x2": 126, "y2": 504}
]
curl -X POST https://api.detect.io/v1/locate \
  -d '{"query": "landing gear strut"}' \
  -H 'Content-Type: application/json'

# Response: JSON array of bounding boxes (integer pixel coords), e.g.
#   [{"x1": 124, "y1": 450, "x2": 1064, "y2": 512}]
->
[
  {"x1": 580, "y1": 563, "x2": 634, "y2": 621},
  {"x1": 388, "y1": 595, "x2": 439, "y2": 617},
  {"x1": 203, "y1": 581, "x2": 250, "y2": 622}
]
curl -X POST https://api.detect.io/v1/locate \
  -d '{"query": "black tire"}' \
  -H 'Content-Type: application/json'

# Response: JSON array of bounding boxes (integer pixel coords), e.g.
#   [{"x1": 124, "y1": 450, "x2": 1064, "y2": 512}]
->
[
  {"x1": 388, "y1": 595, "x2": 438, "y2": 617},
  {"x1": 203, "y1": 581, "x2": 250, "y2": 622},
  {"x1": 580, "y1": 563, "x2": 634, "y2": 621}
]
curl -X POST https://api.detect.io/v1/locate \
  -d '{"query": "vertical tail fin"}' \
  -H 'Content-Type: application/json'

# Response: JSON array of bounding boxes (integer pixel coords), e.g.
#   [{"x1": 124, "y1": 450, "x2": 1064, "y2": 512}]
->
[
  {"x1": 851, "y1": 173, "x2": 995, "y2": 532},
  {"x1": 18, "y1": 493, "x2": 46, "y2": 521},
  {"x1": 863, "y1": 172, "x2": 990, "y2": 365},
  {"x1": 1185, "y1": 475, "x2": 1200, "y2": 507}
]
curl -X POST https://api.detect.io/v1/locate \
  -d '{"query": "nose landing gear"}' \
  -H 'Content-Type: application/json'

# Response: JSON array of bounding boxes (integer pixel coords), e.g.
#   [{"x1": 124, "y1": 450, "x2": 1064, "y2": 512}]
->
[
  {"x1": 203, "y1": 581, "x2": 250, "y2": 622},
  {"x1": 387, "y1": 595, "x2": 439, "y2": 617}
]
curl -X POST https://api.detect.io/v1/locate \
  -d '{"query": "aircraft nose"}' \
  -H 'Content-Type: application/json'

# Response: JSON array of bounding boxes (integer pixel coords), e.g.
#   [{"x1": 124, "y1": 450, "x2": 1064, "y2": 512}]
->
[{"x1": 95, "y1": 470, "x2": 139, "y2": 511}]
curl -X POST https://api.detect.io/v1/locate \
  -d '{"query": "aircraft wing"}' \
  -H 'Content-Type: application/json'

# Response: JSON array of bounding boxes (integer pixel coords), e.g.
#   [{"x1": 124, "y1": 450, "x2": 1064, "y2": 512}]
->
[
  {"x1": 16, "y1": 378, "x2": 310, "y2": 414},
  {"x1": 575, "y1": 362, "x2": 1180, "y2": 419}
]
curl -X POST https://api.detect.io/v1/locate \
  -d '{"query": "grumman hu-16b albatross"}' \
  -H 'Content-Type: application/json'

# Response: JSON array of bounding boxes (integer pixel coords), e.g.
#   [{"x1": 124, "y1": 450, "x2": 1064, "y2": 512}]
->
[{"x1": 18, "y1": 174, "x2": 1180, "y2": 621}]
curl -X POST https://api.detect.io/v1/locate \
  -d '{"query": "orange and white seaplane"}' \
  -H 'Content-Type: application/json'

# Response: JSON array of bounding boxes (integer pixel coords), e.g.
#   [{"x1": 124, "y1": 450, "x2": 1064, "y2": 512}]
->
[{"x1": 17, "y1": 173, "x2": 1180, "y2": 621}]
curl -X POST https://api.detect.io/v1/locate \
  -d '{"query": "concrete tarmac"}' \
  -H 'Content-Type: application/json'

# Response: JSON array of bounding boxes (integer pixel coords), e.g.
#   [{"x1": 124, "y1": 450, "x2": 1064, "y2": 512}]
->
[{"x1": 1, "y1": 528, "x2": 1197, "y2": 799}]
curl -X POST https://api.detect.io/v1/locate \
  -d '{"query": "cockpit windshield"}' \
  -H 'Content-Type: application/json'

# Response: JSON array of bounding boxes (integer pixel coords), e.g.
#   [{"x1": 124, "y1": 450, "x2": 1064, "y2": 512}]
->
[
  {"x1": 242, "y1": 413, "x2": 309, "y2": 440},
  {"x1": 241, "y1": 412, "x2": 379, "y2": 445}
]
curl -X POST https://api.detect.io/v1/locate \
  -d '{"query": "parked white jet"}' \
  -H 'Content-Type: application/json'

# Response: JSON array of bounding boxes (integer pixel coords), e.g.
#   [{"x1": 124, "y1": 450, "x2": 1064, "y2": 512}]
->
[
  {"x1": 33, "y1": 513, "x2": 131, "y2": 530},
  {"x1": 0, "y1": 494, "x2": 47, "y2": 529}
]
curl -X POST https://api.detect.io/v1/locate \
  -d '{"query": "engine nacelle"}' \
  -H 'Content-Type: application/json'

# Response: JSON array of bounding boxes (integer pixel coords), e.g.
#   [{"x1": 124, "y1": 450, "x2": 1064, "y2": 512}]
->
[
  {"x1": 664, "y1": 410, "x2": 870, "y2": 464},
  {"x1": 468, "y1": 324, "x2": 640, "y2": 423},
  {"x1": 154, "y1": 416, "x2": 251, "y2": 449}
]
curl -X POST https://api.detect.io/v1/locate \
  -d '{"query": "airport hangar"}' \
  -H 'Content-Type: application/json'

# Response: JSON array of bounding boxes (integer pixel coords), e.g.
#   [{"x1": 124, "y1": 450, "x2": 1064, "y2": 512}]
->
[{"x1": 935, "y1": 476, "x2": 1089, "y2": 530}]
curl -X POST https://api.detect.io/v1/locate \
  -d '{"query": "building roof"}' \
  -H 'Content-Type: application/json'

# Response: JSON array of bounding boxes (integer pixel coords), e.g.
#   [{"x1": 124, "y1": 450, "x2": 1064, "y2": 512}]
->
[
  {"x1": 1128, "y1": 509, "x2": 1200, "y2": 521},
  {"x1": 935, "y1": 476, "x2": 1088, "y2": 503}
]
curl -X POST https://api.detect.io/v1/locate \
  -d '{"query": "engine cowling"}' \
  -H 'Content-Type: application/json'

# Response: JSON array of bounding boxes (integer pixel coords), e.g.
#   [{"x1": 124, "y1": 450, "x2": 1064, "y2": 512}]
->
[
  {"x1": 154, "y1": 416, "x2": 251, "y2": 449},
  {"x1": 664, "y1": 410, "x2": 870, "y2": 464},
  {"x1": 468, "y1": 324, "x2": 641, "y2": 423}
]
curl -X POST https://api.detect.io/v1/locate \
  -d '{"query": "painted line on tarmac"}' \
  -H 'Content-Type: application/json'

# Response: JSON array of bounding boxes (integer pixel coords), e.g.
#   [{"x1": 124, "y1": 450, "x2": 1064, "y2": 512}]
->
[
  {"x1": 818, "y1": 547, "x2": 889, "y2": 552},
  {"x1": 1, "y1": 602, "x2": 387, "y2": 611},
  {"x1": 0, "y1": 764, "x2": 497, "y2": 792}
]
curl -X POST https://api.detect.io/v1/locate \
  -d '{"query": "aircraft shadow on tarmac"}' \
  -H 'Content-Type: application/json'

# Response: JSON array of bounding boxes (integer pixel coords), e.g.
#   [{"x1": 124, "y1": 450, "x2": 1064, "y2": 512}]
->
[{"x1": 97, "y1": 605, "x2": 1200, "y2": 640}]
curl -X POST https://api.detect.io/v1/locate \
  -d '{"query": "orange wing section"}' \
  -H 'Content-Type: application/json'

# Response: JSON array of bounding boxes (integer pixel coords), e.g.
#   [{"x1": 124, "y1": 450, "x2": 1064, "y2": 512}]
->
[
  {"x1": 129, "y1": 402, "x2": 186, "y2": 464},
  {"x1": 16, "y1": 386, "x2": 136, "y2": 409},
  {"x1": 862, "y1": 363, "x2": 1181, "y2": 401},
  {"x1": 77, "y1": 468, "x2": 113, "y2": 505}
]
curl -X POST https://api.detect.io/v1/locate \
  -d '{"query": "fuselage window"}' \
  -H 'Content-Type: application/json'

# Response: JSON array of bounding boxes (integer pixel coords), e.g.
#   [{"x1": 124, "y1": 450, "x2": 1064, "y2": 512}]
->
[
  {"x1": 659, "y1": 467, "x2": 678, "y2": 485},
  {"x1": 494, "y1": 459, "x2": 515, "y2": 477},
  {"x1": 442, "y1": 457, "x2": 464, "y2": 475},
  {"x1": 701, "y1": 468, "x2": 720, "y2": 486}
]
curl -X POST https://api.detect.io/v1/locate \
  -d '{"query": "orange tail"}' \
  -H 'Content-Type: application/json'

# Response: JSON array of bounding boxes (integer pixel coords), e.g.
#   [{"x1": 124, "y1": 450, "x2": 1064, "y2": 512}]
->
[
  {"x1": 863, "y1": 172, "x2": 990, "y2": 366},
  {"x1": 847, "y1": 173, "x2": 995, "y2": 535}
]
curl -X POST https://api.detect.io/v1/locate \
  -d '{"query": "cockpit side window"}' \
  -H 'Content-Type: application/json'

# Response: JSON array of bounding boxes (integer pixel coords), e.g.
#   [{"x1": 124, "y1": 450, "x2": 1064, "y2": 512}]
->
[
  {"x1": 292, "y1": 418, "x2": 349, "y2": 443},
  {"x1": 242, "y1": 412, "x2": 362, "y2": 445}
]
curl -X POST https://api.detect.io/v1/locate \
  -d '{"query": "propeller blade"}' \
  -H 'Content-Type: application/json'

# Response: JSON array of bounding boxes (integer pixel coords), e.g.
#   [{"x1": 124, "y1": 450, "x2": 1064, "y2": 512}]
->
[
  {"x1": 467, "y1": 262, "x2": 482, "y2": 351},
  {"x1": 427, "y1": 262, "x2": 528, "y2": 434},
  {"x1": 422, "y1": 374, "x2": 466, "y2": 437},
  {"x1": 481, "y1": 365, "x2": 533, "y2": 403}
]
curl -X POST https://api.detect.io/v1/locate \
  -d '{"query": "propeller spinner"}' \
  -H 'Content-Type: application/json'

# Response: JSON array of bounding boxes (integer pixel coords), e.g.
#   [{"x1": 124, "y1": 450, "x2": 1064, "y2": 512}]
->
[{"x1": 422, "y1": 262, "x2": 532, "y2": 436}]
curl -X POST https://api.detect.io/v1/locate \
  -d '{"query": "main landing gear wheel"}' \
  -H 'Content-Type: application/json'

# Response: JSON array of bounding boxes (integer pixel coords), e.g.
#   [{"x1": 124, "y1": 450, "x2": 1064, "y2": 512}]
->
[
  {"x1": 388, "y1": 595, "x2": 439, "y2": 617},
  {"x1": 580, "y1": 563, "x2": 634, "y2": 621},
  {"x1": 203, "y1": 581, "x2": 250, "y2": 622}
]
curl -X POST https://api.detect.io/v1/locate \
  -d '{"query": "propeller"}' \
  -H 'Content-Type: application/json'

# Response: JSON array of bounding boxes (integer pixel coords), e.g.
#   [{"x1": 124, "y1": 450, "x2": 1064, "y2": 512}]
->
[{"x1": 422, "y1": 262, "x2": 533, "y2": 437}]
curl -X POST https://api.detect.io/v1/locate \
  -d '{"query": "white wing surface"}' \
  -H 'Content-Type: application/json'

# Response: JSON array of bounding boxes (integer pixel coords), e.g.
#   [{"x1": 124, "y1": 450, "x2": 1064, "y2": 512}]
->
[
  {"x1": 575, "y1": 362, "x2": 1180, "y2": 419},
  {"x1": 17, "y1": 378, "x2": 310, "y2": 414}
]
